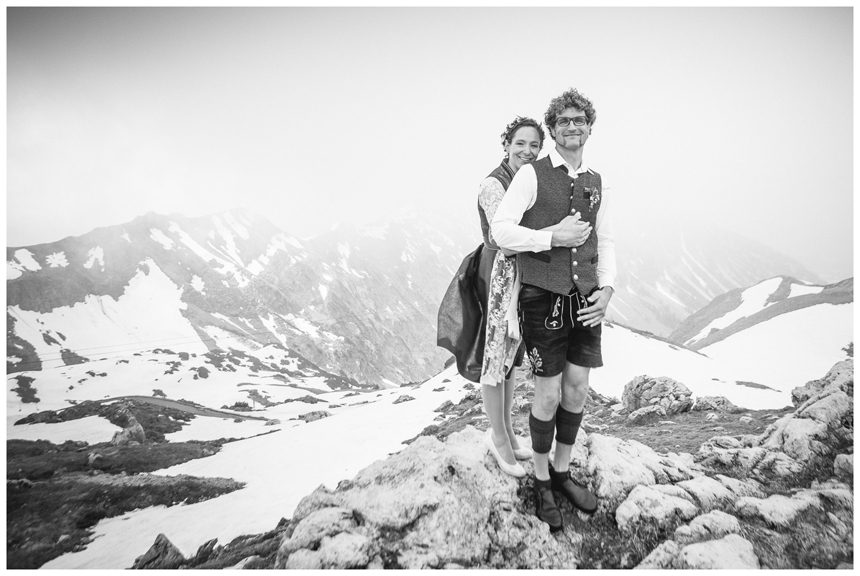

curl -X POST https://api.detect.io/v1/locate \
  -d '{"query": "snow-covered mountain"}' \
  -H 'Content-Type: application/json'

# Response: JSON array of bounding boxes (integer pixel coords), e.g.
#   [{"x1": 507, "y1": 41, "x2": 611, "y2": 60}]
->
[
  {"x1": 666, "y1": 276, "x2": 853, "y2": 393},
  {"x1": 6, "y1": 207, "x2": 828, "y2": 393},
  {"x1": 7, "y1": 208, "x2": 473, "y2": 387}
]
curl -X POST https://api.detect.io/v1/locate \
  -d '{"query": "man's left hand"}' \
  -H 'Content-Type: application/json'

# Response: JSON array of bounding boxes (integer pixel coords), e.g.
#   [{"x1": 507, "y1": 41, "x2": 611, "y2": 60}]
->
[{"x1": 577, "y1": 287, "x2": 614, "y2": 327}]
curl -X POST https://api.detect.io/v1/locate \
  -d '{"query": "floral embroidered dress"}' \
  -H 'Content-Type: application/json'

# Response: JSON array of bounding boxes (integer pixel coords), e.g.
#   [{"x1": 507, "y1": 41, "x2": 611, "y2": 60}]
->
[{"x1": 477, "y1": 161, "x2": 523, "y2": 387}]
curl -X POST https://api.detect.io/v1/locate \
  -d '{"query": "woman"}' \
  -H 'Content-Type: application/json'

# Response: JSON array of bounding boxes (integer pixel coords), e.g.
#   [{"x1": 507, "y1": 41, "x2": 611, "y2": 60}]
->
[{"x1": 477, "y1": 117, "x2": 546, "y2": 477}]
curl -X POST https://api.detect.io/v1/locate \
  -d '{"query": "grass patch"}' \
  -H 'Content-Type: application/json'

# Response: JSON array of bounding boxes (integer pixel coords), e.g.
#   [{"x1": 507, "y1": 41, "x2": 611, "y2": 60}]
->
[
  {"x1": 14, "y1": 398, "x2": 195, "y2": 442},
  {"x1": 605, "y1": 407, "x2": 794, "y2": 455},
  {"x1": 7, "y1": 472, "x2": 243, "y2": 569},
  {"x1": 6, "y1": 436, "x2": 237, "y2": 569}
]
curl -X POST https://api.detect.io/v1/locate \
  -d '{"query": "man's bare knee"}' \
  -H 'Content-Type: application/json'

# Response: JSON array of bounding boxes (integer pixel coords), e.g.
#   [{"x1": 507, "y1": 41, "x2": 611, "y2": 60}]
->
[{"x1": 533, "y1": 374, "x2": 562, "y2": 418}]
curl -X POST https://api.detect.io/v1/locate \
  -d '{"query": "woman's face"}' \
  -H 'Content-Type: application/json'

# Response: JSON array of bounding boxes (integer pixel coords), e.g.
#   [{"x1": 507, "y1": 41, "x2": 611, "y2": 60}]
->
[{"x1": 505, "y1": 126, "x2": 541, "y2": 173}]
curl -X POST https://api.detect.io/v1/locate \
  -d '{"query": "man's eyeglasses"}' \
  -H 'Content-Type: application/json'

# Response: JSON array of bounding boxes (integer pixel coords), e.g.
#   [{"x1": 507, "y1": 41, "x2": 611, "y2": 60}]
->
[{"x1": 555, "y1": 116, "x2": 588, "y2": 127}]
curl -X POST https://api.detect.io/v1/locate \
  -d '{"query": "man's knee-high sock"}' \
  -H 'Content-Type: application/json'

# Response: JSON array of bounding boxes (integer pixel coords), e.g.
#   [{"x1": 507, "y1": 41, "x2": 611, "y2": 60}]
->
[
  {"x1": 555, "y1": 406, "x2": 583, "y2": 446},
  {"x1": 529, "y1": 412, "x2": 556, "y2": 454}
]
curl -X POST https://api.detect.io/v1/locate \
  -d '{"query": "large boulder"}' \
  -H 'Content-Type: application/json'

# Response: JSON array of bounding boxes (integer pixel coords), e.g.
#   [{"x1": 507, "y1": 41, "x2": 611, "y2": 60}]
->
[
  {"x1": 622, "y1": 376, "x2": 693, "y2": 415},
  {"x1": 615, "y1": 484, "x2": 698, "y2": 532},
  {"x1": 627, "y1": 405, "x2": 667, "y2": 425},
  {"x1": 274, "y1": 426, "x2": 577, "y2": 569},
  {"x1": 110, "y1": 415, "x2": 146, "y2": 446},
  {"x1": 585, "y1": 434, "x2": 703, "y2": 503}
]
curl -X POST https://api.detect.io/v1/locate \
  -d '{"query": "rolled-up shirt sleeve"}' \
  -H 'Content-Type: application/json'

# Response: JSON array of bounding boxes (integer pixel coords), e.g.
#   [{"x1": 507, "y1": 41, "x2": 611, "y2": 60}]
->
[
  {"x1": 595, "y1": 185, "x2": 617, "y2": 290},
  {"x1": 490, "y1": 164, "x2": 554, "y2": 253}
]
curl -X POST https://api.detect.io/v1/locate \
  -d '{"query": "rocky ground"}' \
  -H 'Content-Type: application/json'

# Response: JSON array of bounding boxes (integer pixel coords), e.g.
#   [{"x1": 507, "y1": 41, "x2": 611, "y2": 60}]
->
[
  {"x1": 123, "y1": 360, "x2": 854, "y2": 569},
  {"x1": 8, "y1": 361, "x2": 854, "y2": 569}
]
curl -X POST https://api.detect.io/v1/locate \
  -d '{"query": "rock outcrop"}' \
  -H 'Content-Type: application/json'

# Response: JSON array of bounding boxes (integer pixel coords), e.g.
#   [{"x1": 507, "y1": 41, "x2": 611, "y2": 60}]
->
[
  {"x1": 131, "y1": 533, "x2": 185, "y2": 569},
  {"x1": 273, "y1": 427, "x2": 577, "y2": 569},
  {"x1": 691, "y1": 395, "x2": 743, "y2": 413},
  {"x1": 697, "y1": 360, "x2": 853, "y2": 479},
  {"x1": 110, "y1": 415, "x2": 146, "y2": 446},
  {"x1": 622, "y1": 376, "x2": 694, "y2": 418}
]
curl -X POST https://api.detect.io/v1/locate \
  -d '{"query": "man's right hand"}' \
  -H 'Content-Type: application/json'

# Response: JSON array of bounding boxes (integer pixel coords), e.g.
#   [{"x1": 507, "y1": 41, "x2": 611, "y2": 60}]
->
[{"x1": 550, "y1": 213, "x2": 592, "y2": 248}]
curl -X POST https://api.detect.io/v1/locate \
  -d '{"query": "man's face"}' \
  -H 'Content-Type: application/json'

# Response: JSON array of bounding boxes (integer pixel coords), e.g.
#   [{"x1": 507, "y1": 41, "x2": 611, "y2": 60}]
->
[{"x1": 551, "y1": 107, "x2": 590, "y2": 151}]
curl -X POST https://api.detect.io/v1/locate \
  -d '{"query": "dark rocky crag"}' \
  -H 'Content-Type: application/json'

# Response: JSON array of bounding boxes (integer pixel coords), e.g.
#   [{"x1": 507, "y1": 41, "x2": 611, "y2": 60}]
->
[{"x1": 132, "y1": 360, "x2": 853, "y2": 569}]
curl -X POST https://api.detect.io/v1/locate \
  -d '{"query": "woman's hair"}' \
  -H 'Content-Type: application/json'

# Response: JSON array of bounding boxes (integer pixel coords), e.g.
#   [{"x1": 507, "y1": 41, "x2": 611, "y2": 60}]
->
[
  {"x1": 500, "y1": 116, "x2": 546, "y2": 153},
  {"x1": 544, "y1": 88, "x2": 596, "y2": 133}
]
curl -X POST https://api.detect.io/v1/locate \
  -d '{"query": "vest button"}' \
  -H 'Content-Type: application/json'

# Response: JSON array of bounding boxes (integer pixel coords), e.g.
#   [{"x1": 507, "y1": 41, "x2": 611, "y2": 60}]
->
[
  {"x1": 573, "y1": 274, "x2": 579, "y2": 280},
  {"x1": 570, "y1": 209, "x2": 576, "y2": 214},
  {"x1": 573, "y1": 261, "x2": 578, "y2": 266},
  {"x1": 572, "y1": 248, "x2": 577, "y2": 253}
]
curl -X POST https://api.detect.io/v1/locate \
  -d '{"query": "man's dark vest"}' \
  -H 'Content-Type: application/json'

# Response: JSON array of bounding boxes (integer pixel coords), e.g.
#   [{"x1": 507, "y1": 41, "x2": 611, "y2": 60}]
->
[
  {"x1": 517, "y1": 156, "x2": 602, "y2": 296},
  {"x1": 477, "y1": 160, "x2": 515, "y2": 249}
]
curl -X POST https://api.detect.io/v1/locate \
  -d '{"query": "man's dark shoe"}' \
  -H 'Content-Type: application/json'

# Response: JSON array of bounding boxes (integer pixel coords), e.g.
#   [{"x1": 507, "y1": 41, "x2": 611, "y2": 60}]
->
[
  {"x1": 534, "y1": 479, "x2": 563, "y2": 532},
  {"x1": 549, "y1": 465, "x2": 598, "y2": 514}
]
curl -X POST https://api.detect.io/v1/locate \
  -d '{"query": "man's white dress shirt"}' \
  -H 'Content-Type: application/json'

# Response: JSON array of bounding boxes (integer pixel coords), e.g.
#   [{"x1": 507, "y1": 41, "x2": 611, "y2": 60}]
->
[{"x1": 491, "y1": 147, "x2": 617, "y2": 291}]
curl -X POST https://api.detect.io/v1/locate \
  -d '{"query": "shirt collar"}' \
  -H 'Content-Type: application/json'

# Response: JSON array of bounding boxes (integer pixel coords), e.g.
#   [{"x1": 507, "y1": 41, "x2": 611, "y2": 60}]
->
[{"x1": 548, "y1": 146, "x2": 591, "y2": 175}]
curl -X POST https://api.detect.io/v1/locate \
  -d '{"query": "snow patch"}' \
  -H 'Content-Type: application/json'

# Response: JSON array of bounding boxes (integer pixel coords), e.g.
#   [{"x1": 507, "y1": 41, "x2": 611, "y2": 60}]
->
[
  {"x1": 700, "y1": 302, "x2": 853, "y2": 394},
  {"x1": 283, "y1": 235, "x2": 304, "y2": 250},
  {"x1": 690, "y1": 277, "x2": 783, "y2": 343},
  {"x1": 7, "y1": 415, "x2": 121, "y2": 444},
  {"x1": 84, "y1": 246, "x2": 105, "y2": 270},
  {"x1": 318, "y1": 285, "x2": 328, "y2": 299},
  {"x1": 7, "y1": 262, "x2": 23, "y2": 280},
  {"x1": 223, "y1": 211, "x2": 250, "y2": 240},
  {"x1": 149, "y1": 228, "x2": 175, "y2": 250},
  {"x1": 13, "y1": 249, "x2": 42, "y2": 272},
  {"x1": 286, "y1": 314, "x2": 320, "y2": 338},
  {"x1": 190, "y1": 275, "x2": 205, "y2": 293},
  {"x1": 211, "y1": 216, "x2": 245, "y2": 267},
  {"x1": 261, "y1": 314, "x2": 288, "y2": 347},
  {"x1": 789, "y1": 283, "x2": 824, "y2": 298},
  {"x1": 46, "y1": 252, "x2": 69, "y2": 268}
]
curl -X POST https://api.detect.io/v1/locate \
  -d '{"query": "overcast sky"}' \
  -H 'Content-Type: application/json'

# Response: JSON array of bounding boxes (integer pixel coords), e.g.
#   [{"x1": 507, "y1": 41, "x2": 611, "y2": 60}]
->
[{"x1": 6, "y1": 6, "x2": 854, "y2": 282}]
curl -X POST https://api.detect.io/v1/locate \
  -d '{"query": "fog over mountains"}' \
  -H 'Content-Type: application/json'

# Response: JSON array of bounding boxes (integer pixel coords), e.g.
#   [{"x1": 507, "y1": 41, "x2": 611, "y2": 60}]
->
[{"x1": 6, "y1": 207, "x2": 833, "y2": 392}]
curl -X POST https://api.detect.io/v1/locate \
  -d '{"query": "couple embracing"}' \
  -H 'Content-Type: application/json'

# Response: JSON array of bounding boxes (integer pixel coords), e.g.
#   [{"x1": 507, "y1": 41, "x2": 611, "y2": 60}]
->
[{"x1": 438, "y1": 87, "x2": 616, "y2": 533}]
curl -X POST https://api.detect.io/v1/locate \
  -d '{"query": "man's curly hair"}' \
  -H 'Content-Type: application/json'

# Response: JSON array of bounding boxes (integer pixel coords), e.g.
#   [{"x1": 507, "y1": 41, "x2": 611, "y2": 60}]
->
[
  {"x1": 544, "y1": 88, "x2": 596, "y2": 134},
  {"x1": 500, "y1": 116, "x2": 546, "y2": 153}
]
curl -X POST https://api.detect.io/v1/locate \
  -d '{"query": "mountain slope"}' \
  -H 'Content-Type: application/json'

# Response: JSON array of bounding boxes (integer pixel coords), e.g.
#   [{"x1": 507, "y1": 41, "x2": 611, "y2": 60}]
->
[
  {"x1": 668, "y1": 276, "x2": 852, "y2": 349},
  {"x1": 7, "y1": 209, "x2": 474, "y2": 386},
  {"x1": 606, "y1": 219, "x2": 824, "y2": 336},
  {"x1": 7, "y1": 207, "x2": 826, "y2": 389}
]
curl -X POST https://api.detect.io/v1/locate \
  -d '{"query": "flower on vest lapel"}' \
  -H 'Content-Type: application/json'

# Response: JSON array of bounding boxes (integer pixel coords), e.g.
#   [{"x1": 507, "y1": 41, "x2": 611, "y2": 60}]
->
[{"x1": 585, "y1": 186, "x2": 601, "y2": 211}]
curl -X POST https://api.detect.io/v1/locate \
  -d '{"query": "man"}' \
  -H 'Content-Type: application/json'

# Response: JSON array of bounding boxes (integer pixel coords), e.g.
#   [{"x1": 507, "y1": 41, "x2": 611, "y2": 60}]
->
[{"x1": 491, "y1": 88, "x2": 616, "y2": 532}]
